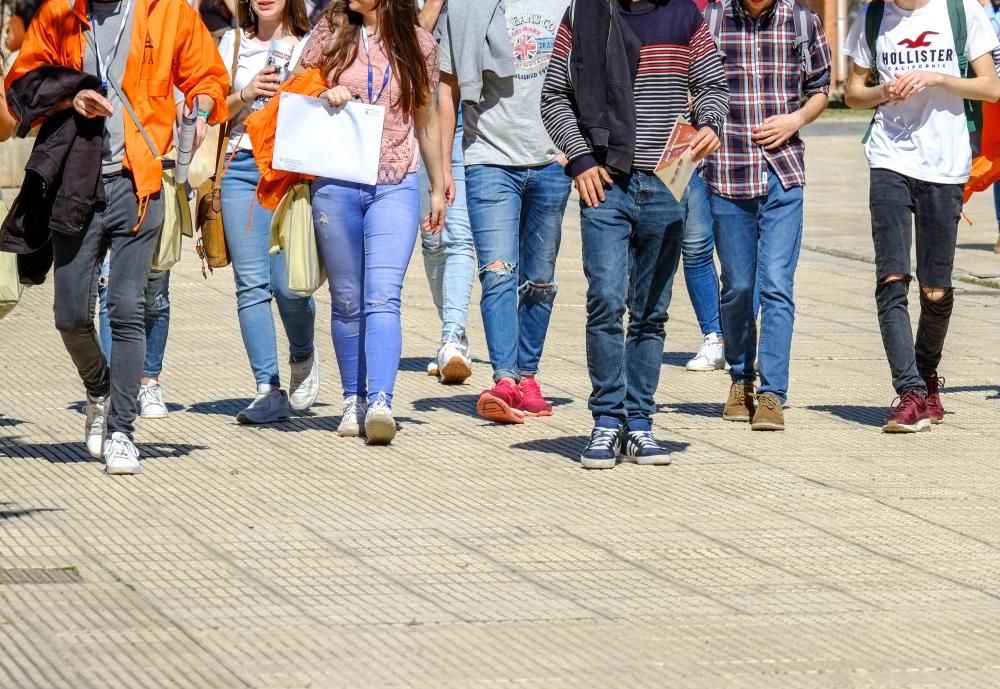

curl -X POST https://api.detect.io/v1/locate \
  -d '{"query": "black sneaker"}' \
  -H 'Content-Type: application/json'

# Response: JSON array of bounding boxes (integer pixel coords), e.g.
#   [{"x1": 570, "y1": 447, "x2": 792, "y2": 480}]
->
[
  {"x1": 621, "y1": 430, "x2": 673, "y2": 466},
  {"x1": 580, "y1": 425, "x2": 622, "y2": 470}
]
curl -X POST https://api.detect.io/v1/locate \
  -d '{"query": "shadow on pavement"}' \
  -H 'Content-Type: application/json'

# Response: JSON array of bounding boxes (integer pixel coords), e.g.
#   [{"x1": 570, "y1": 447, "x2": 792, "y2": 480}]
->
[
  {"x1": 512, "y1": 437, "x2": 691, "y2": 464},
  {"x1": 947, "y1": 384, "x2": 1000, "y2": 399},
  {"x1": 662, "y1": 352, "x2": 697, "y2": 367},
  {"x1": 807, "y1": 405, "x2": 886, "y2": 427},
  {"x1": 658, "y1": 402, "x2": 721, "y2": 418},
  {"x1": 0, "y1": 506, "x2": 62, "y2": 521},
  {"x1": 956, "y1": 243, "x2": 998, "y2": 252},
  {"x1": 269, "y1": 415, "x2": 427, "y2": 433},
  {"x1": 0, "y1": 438, "x2": 205, "y2": 462},
  {"x1": 186, "y1": 399, "x2": 253, "y2": 416},
  {"x1": 0, "y1": 416, "x2": 24, "y2": 428}
]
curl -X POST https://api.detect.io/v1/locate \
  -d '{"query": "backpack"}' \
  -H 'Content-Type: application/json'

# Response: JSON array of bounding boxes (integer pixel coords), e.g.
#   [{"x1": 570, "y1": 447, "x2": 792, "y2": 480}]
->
[
  {"x1": 863, "y1": 0, "x2": 982, "y2": 148},
  {"x1": 704, "y1": 0, "x2": 815, "y2": 74}
]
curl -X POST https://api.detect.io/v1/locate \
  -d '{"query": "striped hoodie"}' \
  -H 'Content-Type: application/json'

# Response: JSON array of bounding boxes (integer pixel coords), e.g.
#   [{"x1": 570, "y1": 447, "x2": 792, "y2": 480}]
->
[{"x1": 541, "y1": 0, "x2": 729, "y2": 176}]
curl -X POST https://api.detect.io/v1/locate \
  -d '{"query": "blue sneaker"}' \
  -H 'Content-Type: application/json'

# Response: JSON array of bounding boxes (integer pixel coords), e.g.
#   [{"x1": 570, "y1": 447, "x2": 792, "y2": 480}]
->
[
  {"x1": 622, "y1": 430, "x2": 673, "y2": 466},
  {"x1": 580, "y1": 425, "x2": 621, "y2": 470}
]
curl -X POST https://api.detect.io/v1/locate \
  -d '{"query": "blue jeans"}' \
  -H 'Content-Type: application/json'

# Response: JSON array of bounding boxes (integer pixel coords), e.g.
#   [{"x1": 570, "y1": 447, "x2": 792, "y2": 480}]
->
[
  {"x1": 710, "y1": 168, "x2": 803, "y2": 403},
  {"x1": 221, "y1": 150, "x2": 316, "y2": 388},
  {"x1": 311, "y1": 174, "x2": 419, "y2": 406},
  {"x1": 465, "y1": 162, "x2": 571, "y2": 382},
  {"x1": 98, "y1": 257, "x2": 170, "y2": 378},
  {"x1": 682, "y1": 172, "x2": 722, "y2": 338},
  {"x1": 420, "y1": 113, "x2": 475, "y2": 344},
  {"x1": 581, "y1": 170, "x2": 685, "y2": 429}
]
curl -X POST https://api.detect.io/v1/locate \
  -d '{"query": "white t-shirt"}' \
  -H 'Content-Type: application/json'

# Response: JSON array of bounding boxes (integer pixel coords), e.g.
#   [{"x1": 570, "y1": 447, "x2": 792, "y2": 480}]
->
[
  {"x1": 217, "y1": 29, "x2": 310, "y2": 153},
  {"x1": 844, "y1": 0, "x2": 999, "y2": 184}
]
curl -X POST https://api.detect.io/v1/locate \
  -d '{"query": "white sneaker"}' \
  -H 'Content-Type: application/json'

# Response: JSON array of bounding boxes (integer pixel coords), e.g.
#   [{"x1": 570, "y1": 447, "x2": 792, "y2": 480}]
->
[
  {"x1": 288, "y1": 354, "x2": 321, "y2": 412},
  {"x1": 103, "y1": 432, "x2": 142, "y2": 475},
  {"x1": 365, "y1": 392, "x2": 396, "y2": 445},
  {"x1": 685, "y1": 333, "x2": 726, "y2": 372},
  {"x1": 236, "y1": 386, "x2": 290, "y2": 425},
  {"x1": 427, "y1": 361, "x2": 440, "y2": 377},
  {"x1": 84, "y1": 394, "x2": 107, "y2": 460},
  {"x1": 337, "y1": 395, "x2": 368, "y2": 437},
  {"x1": 138, "y1": 382, "x2": 169, "y2": 419},
  {"x1": 436, "y1": 339, "x2": 472, "y2": 384}
]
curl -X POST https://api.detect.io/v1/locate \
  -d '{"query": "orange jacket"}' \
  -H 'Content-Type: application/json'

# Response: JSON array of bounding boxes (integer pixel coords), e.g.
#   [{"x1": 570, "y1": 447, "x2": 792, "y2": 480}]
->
[
  {"x1": 244, "y1": 68, "x2": 328, "y2": 211},
  {"x1": 965, "y1": 100, "x2": 1000, "y2": 202},
  {"x1": 4, "y1": 0, "x2": 230, "y2": 201}
]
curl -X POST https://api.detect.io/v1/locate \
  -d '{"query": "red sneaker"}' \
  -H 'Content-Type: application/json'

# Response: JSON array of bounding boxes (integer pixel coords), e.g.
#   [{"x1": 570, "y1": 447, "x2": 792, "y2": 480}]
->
[
  {"x1": 923, "y1": 372, "x2": 945, "y2": 424},
  {"x1": 882, "y1": 390, "x2": 932, "y2": 434},
  {"x1": 476, "y1": 379, "x2": 525, "y2": 424},
  {"x1": 518, "y1": 376, "x2": 553, "y2": 416}
]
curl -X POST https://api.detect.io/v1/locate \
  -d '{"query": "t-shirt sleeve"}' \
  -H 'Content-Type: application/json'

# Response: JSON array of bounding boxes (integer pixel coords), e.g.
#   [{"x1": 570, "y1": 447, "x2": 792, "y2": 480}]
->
[
  {"x1": 438, "y1": 15, "x2": 454, "y2": 75},
  {"x1": 843, "y1": 6, "x2": 871, "y2": 69},
  {"x1": 418, "y1": 29, "x2": 441, "y2": 91},
  {"x1": 300, "y1": 18, "x2": 332, "y2": 69},
  {"x1": 217, "y1": 28, "x2": 236, "y2": 79},
  {"x1": 965, "y1": 0, "x2": 1000, "y2": 61}
]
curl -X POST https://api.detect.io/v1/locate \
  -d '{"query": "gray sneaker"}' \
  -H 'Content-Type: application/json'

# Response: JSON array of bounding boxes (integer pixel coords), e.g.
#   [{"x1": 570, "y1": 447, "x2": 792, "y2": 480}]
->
[{"x1": 236, "y1": 387, "x2": 290, "y2": 425}]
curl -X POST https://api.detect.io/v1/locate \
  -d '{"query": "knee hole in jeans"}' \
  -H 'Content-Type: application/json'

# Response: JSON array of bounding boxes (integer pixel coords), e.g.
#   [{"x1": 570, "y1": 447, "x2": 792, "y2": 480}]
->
[{"x1": 920, "y1": 286, "x2": 951, "y2": 302}]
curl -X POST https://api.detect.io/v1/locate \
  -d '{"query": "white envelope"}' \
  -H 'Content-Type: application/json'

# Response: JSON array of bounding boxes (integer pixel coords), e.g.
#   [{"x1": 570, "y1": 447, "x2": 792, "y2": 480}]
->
[{"x1": 272, "y1": 93, "x2": 386, "y2": 186}]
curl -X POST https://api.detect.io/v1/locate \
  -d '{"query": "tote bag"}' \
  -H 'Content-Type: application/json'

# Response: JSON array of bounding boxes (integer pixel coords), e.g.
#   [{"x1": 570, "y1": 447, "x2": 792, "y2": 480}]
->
[
  {"x1": 0, "y1": 198, "x2": 23, "y2": 320},
  {"x1": 152, "y1": 169, "x2": 194, "y2": 272},
  {"x1": 269, "y1": 183, "x2": 325, "y2": 297}
]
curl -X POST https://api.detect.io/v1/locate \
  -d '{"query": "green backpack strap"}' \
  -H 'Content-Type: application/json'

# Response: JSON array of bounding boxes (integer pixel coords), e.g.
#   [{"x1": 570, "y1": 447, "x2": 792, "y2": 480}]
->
[
  {"x1": 862, "y1": 0, "x2": 886, "y2": 144},
  {"x1": 947, "y1": 0, "x2": 980, "y2": 135}
]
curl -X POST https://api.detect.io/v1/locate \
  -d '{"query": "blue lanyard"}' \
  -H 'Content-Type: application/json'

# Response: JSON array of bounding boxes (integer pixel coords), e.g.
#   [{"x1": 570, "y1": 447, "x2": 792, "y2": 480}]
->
[
  {"x1": 360, "y1": 30, "x2": 390, "y2": 105},
  {"x1": 89, "y1": 0, "x2": 133, "y2": 91}
]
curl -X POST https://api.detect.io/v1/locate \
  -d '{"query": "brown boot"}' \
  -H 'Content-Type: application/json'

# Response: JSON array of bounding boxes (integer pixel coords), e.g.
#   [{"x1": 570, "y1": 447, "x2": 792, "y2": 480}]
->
[
  {"x1": 751, "y1": 393, "x2": 785, "y2": 431},
  {"x1": 723, "y1": 383, "x2": 755, "y2": 422}
]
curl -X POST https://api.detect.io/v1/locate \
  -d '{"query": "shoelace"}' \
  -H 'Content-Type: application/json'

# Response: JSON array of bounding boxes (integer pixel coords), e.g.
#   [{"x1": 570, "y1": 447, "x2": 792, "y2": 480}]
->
[
  {"x1": 520, "y1": 377, "x2": 545, "y2": 403},
  {"x1": 139, "y1": 385, "x2": 161, "y2": 406},
  {"x1": 756, "y1": 394, "x2": 781, "y2": 412},
  {"x1": 629, "y1": 431, "x2": 660, "y2": 450},
  {"x1": 106, "y1": 435, "x2": 137, "y2": 461},
  {"x1": 890, "y1": 390, "x2": 923, "y2": 413},
  {"x1": 369, "y1": 391, "x2": 391, "y2": 412},
  {"x1": 588, "y1": 428, "x2": 620, "y2": 451}
]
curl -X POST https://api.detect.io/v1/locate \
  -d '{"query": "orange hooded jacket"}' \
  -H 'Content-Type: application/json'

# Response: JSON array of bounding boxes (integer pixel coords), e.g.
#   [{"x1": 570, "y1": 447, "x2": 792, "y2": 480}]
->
[
  {"x1": 244, "y1": 68, "x2": 329, "y2": 211},
  {"x1": 4, "y1": 0, "x2": 230, "y2": 202},
  {"x1": 964, "y1": 101, "x2": 1000, "y2": 202}
]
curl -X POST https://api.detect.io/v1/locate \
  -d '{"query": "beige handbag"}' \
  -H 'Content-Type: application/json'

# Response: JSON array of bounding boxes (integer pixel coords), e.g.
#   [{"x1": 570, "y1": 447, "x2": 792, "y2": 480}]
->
[
  {"x1": 0, "y1": 198, "x2": 23, "y2": 320},
  {"x1": 152, "y1": 168, "x2": 194, "y2": 271},
  {"x1": 269, "y1": 182, "x2": 324, "y2": 297}
]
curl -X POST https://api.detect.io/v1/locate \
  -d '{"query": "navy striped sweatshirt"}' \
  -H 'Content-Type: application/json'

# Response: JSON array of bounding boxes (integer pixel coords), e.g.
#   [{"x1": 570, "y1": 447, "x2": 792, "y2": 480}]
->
[{"x1": 541, "y1": 0, "x2": 729, "y2": 175}]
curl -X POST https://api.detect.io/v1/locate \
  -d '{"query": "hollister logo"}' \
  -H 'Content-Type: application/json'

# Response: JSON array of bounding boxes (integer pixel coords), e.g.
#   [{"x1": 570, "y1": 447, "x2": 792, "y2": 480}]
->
[
  {"x1": 881, "y1": 27, "x2": 954, "y2": 70},
  {"x1": 898, "y1": 31, "x2": 939, "y2": 48}
]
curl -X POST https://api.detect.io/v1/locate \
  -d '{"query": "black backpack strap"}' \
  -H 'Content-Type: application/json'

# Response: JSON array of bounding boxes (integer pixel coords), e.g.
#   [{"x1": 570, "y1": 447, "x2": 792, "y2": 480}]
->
[{"x1": 865, "y1": 0, "x2": 886, "y2": 86}]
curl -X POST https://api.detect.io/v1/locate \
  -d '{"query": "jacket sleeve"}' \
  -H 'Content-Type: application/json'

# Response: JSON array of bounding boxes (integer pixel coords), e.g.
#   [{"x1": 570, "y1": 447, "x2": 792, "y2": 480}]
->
[
  {"x1": 540, "y1": 13, "x2": 596, "y2": 176},
  {"x1": 171, "y1": 0, "x2": 230, "y2": 124},
  {"x1": 3, "y1": 1, "x2": 71, "y2": 114},
  {"x1": 687, "y1": 20, "x2": 729, "y2": 135}
]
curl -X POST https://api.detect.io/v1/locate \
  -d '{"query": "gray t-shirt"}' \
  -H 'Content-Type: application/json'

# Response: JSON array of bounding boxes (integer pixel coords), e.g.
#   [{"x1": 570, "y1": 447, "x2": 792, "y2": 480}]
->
[
  {"x1": 439, "y1": 0, "x2": 566, "y2": 167},
  {"x1": 83, "y1": 0, "x2": 134, "y2": 173}
]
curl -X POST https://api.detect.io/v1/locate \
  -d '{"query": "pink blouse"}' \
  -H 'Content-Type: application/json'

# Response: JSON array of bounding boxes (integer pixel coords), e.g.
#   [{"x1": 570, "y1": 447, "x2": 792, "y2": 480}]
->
[{"x1": 300, "y1": 21, "x2": 440, "y2": 186}]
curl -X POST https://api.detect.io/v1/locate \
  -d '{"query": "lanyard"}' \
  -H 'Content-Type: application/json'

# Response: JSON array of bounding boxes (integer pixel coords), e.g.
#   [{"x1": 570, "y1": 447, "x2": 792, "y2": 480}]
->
[
  {"x1": 89, "y1": 0, "x2": 134, "y2": 91},
  {"x1": 360, "y1": 30, "x2": 390, "y2": 105}
]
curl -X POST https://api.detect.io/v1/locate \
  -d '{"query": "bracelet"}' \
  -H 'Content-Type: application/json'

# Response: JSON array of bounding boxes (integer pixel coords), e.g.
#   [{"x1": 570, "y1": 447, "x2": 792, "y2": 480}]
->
[{"x1": 196, "y1": 108, "x2": 210, "y2": 119}]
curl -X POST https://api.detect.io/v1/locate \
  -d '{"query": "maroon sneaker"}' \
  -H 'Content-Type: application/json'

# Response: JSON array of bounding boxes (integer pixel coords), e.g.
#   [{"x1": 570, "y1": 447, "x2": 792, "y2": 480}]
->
[
  {"x1": 923, "y1": 372, "x2": 946, "y2": 424},
  {"x1": 518, "y1": 376, "x2": 553, "y2": 416},
  {"x1": 882, "y1": 390, "x2": 932, "y2": 434},
  {"x1": 476, "y1": 379, "x2": 525, "y2": 424}
]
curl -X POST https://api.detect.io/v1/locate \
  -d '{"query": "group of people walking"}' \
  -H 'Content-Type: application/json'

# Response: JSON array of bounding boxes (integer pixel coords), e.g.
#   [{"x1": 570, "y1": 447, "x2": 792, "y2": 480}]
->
[{"x1": 0, "y1": 0, "x2": 997, "y2": 475}]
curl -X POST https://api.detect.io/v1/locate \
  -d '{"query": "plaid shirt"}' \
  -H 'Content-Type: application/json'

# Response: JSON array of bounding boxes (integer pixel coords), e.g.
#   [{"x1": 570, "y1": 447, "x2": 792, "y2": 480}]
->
[{"x1": 702, "y1": 0, "x2": 832, "y2": 199}]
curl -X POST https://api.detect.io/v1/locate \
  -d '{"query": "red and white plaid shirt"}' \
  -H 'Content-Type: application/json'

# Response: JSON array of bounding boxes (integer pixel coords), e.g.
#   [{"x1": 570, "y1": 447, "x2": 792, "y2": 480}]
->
[{"x1": 702, "y1": 0, "x2": 832, "y2": 199}]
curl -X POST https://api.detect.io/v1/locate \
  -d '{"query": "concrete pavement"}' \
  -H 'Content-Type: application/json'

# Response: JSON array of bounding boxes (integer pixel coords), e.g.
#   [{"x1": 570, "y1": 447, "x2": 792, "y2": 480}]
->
[{"x1": 1, "y1": 122, "x2": 1000, "y2": 688}]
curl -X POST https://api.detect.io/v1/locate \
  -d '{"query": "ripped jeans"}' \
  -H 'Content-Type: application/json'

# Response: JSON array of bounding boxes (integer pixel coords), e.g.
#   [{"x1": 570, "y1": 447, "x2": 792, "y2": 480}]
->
[
  {"x1": 465, "y1": 162, "x2": 571, "y2": 382},
  {"x1": 311, "y1": 174, "x2": 419, "y2": 406}
]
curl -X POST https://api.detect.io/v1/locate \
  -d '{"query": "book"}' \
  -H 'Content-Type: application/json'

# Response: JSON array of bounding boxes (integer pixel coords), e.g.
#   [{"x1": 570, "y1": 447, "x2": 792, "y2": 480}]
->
[{"x1": 654, "y1": 117, "x2": 698, "y2": 202}]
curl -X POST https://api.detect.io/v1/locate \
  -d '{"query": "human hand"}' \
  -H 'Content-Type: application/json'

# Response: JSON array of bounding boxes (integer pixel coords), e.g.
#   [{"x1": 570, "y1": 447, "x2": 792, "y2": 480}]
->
[
  {"x1": 689, "y1": 126, "x2": 721, "y2": 161},
  {"x1": 423, "y1": 189, "x2": 447, "y2": 232},
  {"x1": 443, "y1": 169, "x2": 456, "y2": 208},
  {"x1": 891, "y1": 70, "x2": 942, "y2": 101},
  {"x1": 321, "y1": 85, "x2": 353, "y2": 109},
  {"x1": 73, "y1": 89, "x2": 114, "y2": 118},
  {"x1": 575, "y1": 165, "x2": 613, "y2": 208},
  {"x1": 242, "y1": 66, "x2": 280, "y2": 104},
  {"x1": 751, "y1": 112, "x2": 804, "y2": 151},
  {"x1": 193, "y1": 115, "x2": 208, "y2": 152}
]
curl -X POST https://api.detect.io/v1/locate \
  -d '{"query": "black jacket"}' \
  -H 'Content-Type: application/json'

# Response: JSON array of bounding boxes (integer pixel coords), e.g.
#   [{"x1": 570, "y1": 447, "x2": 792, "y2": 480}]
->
[
  {"x1": 1, "y1": 66, "x2": 105, "y2": 284},
  {"x1": 568, "y1": 0, "x2": 641, "y2": 174}
]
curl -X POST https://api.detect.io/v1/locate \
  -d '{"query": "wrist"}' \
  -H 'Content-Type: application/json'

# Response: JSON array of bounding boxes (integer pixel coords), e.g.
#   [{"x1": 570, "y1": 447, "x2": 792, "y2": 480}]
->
[{"x1": 239, "y1": 86, "x2": 251, "y2": 104}]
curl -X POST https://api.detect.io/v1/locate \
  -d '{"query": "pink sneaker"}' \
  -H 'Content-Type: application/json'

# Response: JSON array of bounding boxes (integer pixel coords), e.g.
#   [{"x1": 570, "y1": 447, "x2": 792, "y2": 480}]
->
[
  {"x1": 923, "y1": 372, "x2": 945, "y2": 425},
  {"x1": 518, "y1": 376, "x2": 553, "y2": 417},
  {"x1": 476, "y1": 380, "x2": 525, "y2": 425}
]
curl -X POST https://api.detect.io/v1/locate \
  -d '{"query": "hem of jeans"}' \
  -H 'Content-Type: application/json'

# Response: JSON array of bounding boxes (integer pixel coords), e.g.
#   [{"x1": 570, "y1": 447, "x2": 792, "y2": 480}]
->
[
  {"x1": 288, "y1": 349, "x2": 315, "y2": 364},
  {"x1": 729, "y1": 373, "x2": 755, "y2": 385},
  {"x1": 106, "y1": 424, "x2": 133, "y2": 441},
  {"x1": 493, "y1": 369, "x2": 519, "y2": 384},
  {"x1": 142, "y1": 371, "x2": 162, "y2": 379},
  {"x1": 517, "y1": 370, "x2": 539, "y2": 378},
  {"x1": 593, "y1": 414, "x2": 624, "y2": 428},
  {"x1": 755, "y1": 389, "x2": 788, "y2": 405}
]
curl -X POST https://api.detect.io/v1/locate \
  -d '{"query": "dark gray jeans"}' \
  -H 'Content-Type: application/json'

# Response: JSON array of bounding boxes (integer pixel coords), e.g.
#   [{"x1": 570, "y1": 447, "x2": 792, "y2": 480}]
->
[
  {"x1": 52, "y1": 175, "x2": 164, "y2": 438},
  {"x1": 869, "y1": 168, "x2": 960, "y2": 395}
]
